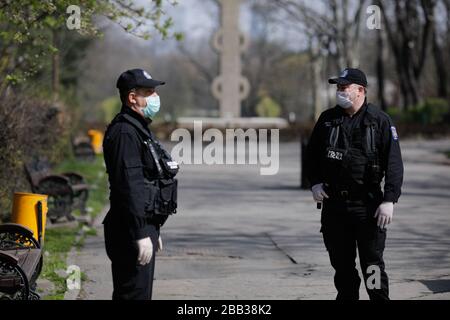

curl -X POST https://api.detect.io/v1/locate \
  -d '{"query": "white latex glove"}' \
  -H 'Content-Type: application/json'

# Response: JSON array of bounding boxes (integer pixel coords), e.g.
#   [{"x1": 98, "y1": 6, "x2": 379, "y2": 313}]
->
[
  {"x1": 157, "y1": 235, "x2": 163, "y2": 252},
  {"x1": 311, "y1": 183, "x2": 329, "y2": 202},
  {"x1": 136, "y1": 237, "x2": 153, "y2": 265},
  {"x1": 374, "y1": 202, "x2": 394, "y2": 229}
]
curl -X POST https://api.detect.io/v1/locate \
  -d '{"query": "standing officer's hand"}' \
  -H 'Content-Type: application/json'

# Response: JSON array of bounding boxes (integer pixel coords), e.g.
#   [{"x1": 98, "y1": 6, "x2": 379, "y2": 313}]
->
[
  {"x1": 312, "y1": 183, "x2": 329, "y2": 202},
  {"x1": 136, "y1": 237, "x2": 153, "y2": 265},
  {"x1": 157, "y1": 235, "x2": 163, "y2": 252},
  {"x1": 374, "y1": 202, "x2": 394, "y2": 229}
]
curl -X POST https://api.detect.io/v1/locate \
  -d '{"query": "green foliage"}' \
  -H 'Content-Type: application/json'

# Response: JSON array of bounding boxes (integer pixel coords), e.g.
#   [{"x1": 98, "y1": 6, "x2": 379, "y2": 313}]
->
[
  {"x1": 415, "y1": 98, "x2": 450, "y2": 124},
  {"x1": 0, "y1": 0, "x2": 182, "y2": 88},
  {"x1": 41, "y1": 226, "x2": 81, "y2": 300},
  {"x1": 100, "y1": 96, "x2": 122, "y2": 124},
  {"x1": 255, "y1": 93, "x2": 282, "y2": 117},
  {"x1": 387, "y1": 98, "x2": 450, "y2": 125},
  {"x1": 386, "y1": 106, "x2": 402, "y2": 121}
]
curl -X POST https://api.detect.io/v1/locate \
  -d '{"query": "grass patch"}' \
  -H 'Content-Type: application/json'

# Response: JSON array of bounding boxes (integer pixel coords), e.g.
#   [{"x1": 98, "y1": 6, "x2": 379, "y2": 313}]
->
[
  {"x1": 54, "y1": 154, "x2": 108, "y2": 220},
  {"x1": 40, "y1": 226, "x2": 81, "y2": 300},
  {"x1": 40, "y1": 225, "x2": 97, "y2": 299},
  {"x1": 38, "y1": 154, "x2": 108, "y2": 299},
  {"x1": 83, "y1": 226, "x2": 98, "y2": 237}
]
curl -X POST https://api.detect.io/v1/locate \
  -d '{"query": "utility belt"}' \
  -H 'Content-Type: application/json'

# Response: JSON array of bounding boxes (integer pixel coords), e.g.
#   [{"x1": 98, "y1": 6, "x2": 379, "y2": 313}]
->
[{"x1": 324, "y1": 183, "x2": 382, "y2": 201}]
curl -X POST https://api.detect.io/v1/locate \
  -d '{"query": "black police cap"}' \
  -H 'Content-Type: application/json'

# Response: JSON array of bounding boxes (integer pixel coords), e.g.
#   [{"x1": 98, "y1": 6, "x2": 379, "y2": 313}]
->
[
  {"x1": 116, "y1": 68, "x2": 165, "y2": 91},
  {"x1": 328, "y1": 68, "x2": 367, "y2": 87}
]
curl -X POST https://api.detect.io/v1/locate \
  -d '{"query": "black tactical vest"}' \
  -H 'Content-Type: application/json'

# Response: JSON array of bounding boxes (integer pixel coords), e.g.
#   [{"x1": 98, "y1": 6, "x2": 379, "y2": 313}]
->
[
  {"x1": 109, "y1": 113, "x2": 179, "y2": 217},
  {"x1": 322, "y1": 104, "x2": 382, "y2": 188}
]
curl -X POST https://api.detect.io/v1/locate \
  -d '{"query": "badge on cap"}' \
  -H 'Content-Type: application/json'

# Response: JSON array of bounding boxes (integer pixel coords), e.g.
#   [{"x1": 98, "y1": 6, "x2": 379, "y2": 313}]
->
[
  {"x1": 390, "y1": 126, "x2": 399, "y2": 141},
  {"x1": 340, "y1": 69, "x2": 349, "y2": 78},
  {"x1": 143, "y1": 70, "x2": 152, "y2": 79}
]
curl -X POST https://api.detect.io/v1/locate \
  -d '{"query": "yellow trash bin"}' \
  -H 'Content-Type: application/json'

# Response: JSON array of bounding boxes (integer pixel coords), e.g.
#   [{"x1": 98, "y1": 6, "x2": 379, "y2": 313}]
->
[
  {"x1": 11, "y1": 192, "x2": 48, "y2": 244},
  {"x1": 88, "y1": 129, "x2": 104, "y2": 154}
]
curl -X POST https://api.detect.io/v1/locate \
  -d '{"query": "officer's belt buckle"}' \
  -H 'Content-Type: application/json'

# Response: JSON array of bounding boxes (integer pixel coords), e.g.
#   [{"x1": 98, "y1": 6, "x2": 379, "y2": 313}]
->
[{"x1": 340, "y1": 190, "x2": 349, "y2": 198}]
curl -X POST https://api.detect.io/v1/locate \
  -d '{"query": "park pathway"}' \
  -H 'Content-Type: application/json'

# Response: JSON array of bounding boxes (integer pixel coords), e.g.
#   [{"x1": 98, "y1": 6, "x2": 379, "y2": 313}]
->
[{"x1": 69, "y1": 139, "x2": 450, "y2": 300}]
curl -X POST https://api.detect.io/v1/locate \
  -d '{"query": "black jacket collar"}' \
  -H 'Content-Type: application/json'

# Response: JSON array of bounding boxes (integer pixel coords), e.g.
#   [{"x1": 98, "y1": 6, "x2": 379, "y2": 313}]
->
[
  {"x1": 120, "y1": 105, "x2": 152, "y2": 128},
  {"x1": 336, "y1": 99, "x2": 368, "y2": 118}
]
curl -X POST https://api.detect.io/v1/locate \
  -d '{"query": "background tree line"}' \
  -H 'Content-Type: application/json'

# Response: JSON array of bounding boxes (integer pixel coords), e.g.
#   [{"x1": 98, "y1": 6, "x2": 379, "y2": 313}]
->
[{"x1": 1, "y1": 0, "x2": 449, "y2": 220}]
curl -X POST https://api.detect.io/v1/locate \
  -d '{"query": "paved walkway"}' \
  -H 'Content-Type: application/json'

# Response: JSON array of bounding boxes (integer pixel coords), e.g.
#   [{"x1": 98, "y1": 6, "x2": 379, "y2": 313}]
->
[{"x1": 70, "y1": 138, "x2": 450, "y2": 300}]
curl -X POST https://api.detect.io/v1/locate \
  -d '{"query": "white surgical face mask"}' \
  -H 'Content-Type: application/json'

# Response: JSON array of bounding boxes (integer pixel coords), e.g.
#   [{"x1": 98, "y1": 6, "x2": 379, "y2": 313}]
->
[
  {"x1": 142, "y1": 94, "x2": 160, "y2": 119},
  {"x1": 336, "y1": 91, "x2": 353, "y2": 109}
]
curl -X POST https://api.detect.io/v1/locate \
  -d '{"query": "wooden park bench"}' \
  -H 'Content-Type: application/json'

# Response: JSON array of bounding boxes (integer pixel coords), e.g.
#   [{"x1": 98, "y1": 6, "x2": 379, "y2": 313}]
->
[
  {"x1": 72, "y1": 137, "x2": 96, "y2": 162},
  {"x1": 24, "y1": 158, "x2": 89, "y2": 223},
  {"x1": 0, "y1": 223, "x2": 43, "y2": 300}
]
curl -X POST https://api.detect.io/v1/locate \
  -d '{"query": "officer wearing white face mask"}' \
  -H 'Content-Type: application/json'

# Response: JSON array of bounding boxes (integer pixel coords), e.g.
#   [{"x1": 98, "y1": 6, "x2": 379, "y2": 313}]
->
[
  {"x1": 305, "y1": 68, "x2": 404, "y2": 300},
  {"x1": 102, "y1": 68, "x2": 179, "y2": 300}
]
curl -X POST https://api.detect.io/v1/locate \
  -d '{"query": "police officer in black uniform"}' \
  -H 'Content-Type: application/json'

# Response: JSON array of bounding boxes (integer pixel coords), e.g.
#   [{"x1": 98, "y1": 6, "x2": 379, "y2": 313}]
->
[
  {"x1": 102, "y1": 68, "x2": 178, "y2": 300},
  {"x1": 305, "y1": 68, "x2": 404, "y2": 300}
]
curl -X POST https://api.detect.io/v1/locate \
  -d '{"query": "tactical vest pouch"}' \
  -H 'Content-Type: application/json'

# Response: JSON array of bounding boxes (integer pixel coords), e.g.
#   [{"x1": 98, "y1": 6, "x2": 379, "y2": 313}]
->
[
  {"x1": 155, "y1": 178, "x2": 178, "y2": 215},
  {"x1": 145, "y1": 178, "x2": 178, "y2": 215},
  {"x1": 365, "y1": 160, "x2": 382, "y2": 185},
  {"x1": 159, "y1": 151, "x2": 179, "y2": 178}
]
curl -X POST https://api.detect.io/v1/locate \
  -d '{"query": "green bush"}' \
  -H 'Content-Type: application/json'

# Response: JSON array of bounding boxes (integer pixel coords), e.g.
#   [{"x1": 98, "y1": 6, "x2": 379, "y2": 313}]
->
[
  {"x1": 387, "y1": 98, "x2": 450, "y2": 125},
  {"x1": 420, "y1": 98, "x2": 450, "y2": 124},
  {"x1": 386, "y1": 106, "x2": 403, "y2": 122},
  {"x1": 255, "y1": 94, "x2": 282, "y2": 118},
  {"x1": 100, "y1": 96, "x2": 121, "y2": 124}
]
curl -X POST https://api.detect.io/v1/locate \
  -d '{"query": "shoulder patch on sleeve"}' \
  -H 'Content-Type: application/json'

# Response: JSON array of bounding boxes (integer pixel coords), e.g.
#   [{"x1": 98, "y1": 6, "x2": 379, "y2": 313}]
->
[{"x1": 390, "y1": 126, "x2": 399, "y2": 141}]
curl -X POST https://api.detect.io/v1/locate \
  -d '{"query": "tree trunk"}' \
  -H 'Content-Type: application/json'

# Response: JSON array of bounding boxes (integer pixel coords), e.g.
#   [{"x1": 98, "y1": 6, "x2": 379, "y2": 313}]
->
[
  {"x1": 52, "y1": 30, "x2": 60, "y2": 102},
  {"x1": 431, "y1": 17, "x2": 448, "y2": 98},
  {"x1": 376, "y1": 28, "x2": 387, "y2": 111},
  {"x1": 379, "y1": 0, "x2": 431, "y2": 110},
  {"x1": 309, "y1": 37, "x2": 323, "y2": 121}
]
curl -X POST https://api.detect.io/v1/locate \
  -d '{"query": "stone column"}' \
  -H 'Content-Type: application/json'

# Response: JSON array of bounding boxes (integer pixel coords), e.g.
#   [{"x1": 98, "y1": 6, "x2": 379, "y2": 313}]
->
[{"x1": 211, "y1": 0, "x2": 250, "y2": 118}]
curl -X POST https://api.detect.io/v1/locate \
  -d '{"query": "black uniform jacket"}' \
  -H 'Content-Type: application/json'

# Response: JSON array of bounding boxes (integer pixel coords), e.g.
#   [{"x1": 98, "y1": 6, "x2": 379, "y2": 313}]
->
[
  {"x1": 102, "y1": 105, "x2": 161, "y2": 240},
  {"x1": 306, "y1": 102, "x2": 404, "y2": 203}
]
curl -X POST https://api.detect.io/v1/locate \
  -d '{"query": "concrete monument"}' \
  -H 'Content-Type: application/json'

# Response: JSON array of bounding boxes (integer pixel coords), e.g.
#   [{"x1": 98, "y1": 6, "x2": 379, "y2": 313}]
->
[{"x1": 211, "y1": 0, "x2": 250, "y2": 118}]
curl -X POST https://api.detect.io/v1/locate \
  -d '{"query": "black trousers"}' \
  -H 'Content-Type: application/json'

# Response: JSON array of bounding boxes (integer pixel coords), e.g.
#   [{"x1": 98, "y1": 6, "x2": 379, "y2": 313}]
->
[
  {"x1": 104, "y1": 220, "x2": 159, "y2": 300},
  {"x1": 321, "y1": 197, "x2": 389, "y2": 300}
]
